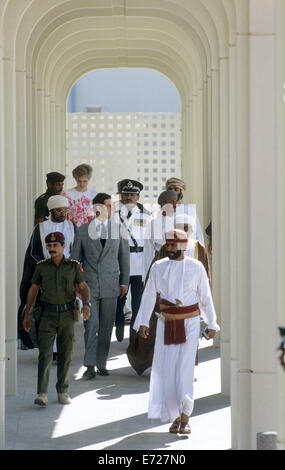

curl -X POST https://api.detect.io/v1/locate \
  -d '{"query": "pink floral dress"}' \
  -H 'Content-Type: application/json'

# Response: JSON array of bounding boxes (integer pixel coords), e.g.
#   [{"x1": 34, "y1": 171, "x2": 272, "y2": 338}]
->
[{"x1": 63, "y1": 188, "x2": 98, "y2": 227}]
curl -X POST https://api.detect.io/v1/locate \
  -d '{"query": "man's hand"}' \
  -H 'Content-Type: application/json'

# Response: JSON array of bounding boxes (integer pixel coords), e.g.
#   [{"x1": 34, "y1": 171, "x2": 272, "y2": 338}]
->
[
  {"x1": 23, "y1": 313, "x2": 31, "y2": 332},
  {"x1": 120, "y1": 285, "x2": 128, "y2": 299},
  {"x1": 139, "y1": 325, "x2": 149, "y2": 339},
  {"x1": 279, "y1": 350, "x2": 285, "y2": 371},
  {"x1": 205, "y1": 329, "x2": 216, "y2": 340},
  {"x1": 81, "y1": 305, "x2": 90, "y2": 321}
]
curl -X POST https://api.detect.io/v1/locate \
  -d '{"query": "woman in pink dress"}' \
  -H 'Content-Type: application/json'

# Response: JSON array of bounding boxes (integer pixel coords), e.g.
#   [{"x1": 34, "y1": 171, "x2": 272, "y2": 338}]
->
[{"x1": 63, "y1": 164, "x2": 97, "y2": 227}]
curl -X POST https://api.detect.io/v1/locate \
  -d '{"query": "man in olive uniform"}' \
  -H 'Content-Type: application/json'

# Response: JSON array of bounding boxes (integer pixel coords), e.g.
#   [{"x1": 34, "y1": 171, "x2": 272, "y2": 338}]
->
[
  {"x1": 23, "y1": 232, "x2": 90, "y2": 407},
  {"x1": 34, "y1": 172, "x2": 65, "y2": 225}
]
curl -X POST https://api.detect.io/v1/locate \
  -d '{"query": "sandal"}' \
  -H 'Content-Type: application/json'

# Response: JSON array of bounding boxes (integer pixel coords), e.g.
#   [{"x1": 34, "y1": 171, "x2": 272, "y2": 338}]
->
[
  {"x1": 179, "y1": 421, "x2": 191, "y2": 434},
  {"x1": 169, "y1": 418, "x2": 181, "y2": 433}
]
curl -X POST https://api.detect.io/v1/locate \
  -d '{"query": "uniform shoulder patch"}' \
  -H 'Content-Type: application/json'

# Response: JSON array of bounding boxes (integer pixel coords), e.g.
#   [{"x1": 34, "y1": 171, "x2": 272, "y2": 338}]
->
[
  {"x1": 37, "y1": 259, "x2": 48, "y2": 265},
  {"x1": 69, "y1": 259, "x2": 81, "y2": 265}
]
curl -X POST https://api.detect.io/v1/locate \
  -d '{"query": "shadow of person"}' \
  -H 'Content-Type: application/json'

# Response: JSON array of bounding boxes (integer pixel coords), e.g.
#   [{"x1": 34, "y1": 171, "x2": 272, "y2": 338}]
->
[
  {"x1": 95, "y1": 371, "x2": 150, "y2": 400},
  {"x1": 102, "y1": 431, "x2": 189, "y2": 451}
]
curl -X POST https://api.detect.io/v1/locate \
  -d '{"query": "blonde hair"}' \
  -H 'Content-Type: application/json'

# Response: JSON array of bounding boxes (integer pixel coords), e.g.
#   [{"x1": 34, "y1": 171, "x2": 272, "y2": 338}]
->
[{"x1": 72, "y1": 163, "x2": 93, "y2": 180}]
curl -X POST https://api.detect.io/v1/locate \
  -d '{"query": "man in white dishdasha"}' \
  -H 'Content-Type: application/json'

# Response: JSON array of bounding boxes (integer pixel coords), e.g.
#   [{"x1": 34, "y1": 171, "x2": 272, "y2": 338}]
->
[{"x1": 134, "y1": 229, "x2": 219, "y2": 434}]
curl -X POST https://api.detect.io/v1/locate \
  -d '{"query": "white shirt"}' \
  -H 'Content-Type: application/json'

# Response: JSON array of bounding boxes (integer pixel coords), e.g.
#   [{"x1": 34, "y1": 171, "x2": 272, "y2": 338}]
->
[
  {"x1": 114, "y1": 203, "x2": 152, "y2": 277},
  {"x1": 87, "y1": 217, "x2": 109, "y2": 241},
  {"x1": 134, "y1": 256, "x2": 219, "y2": 332},
  {"x1": 41, "y1": 219, "x2": 74, "y2": 258},
  {"x1": 143, "y1": 214, "x2": 175, "y2": 281}
]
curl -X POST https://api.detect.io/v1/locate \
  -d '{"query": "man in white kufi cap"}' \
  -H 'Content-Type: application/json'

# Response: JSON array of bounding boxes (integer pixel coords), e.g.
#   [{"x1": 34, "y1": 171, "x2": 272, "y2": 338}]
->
[
  {"x1": 134, "y1": 229, "x2": 219, "y2": 435},
  {"x1": 18, "y1": 194, "x2": 77, "y2": 350}
]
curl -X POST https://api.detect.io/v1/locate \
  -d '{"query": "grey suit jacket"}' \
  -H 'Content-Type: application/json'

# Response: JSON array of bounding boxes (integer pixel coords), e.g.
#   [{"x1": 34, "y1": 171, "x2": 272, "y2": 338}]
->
[{"x1": 70, "y1": 218, "x2": 130, "y2": 298}]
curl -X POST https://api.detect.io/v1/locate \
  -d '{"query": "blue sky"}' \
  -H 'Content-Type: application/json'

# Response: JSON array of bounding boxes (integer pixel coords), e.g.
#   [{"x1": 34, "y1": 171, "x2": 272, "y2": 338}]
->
[{"x1": 67, "y1": 68, "x2": 181, "y2": 113}]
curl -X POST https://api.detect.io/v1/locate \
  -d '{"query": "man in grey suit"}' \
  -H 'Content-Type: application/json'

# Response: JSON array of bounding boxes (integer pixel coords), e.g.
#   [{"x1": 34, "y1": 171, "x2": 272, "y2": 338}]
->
[{"x1": 71, "y1": 193, "x2": 130, "y2": 379}]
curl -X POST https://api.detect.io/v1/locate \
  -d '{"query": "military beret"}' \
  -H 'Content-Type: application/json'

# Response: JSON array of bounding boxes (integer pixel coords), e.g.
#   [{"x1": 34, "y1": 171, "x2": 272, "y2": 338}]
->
[
  {"x1": 46, "y1": 172, "x2": 65, "y2": 183},
  {"x1": 117, "y1": 179, "x2": 143, "y2": 194},
  {"x1": 45, "y1": 232, "x2": 65, "y2": 244}
]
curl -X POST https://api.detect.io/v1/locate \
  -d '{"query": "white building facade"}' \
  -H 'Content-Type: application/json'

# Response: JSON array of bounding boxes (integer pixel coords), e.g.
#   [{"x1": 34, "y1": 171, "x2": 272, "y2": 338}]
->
[
  {"x1": 66, "y1": 112, "x2": 181, "y2": 203},
  {"x1": 0, "y1": 0, "x2": 285, "y2": 450}
]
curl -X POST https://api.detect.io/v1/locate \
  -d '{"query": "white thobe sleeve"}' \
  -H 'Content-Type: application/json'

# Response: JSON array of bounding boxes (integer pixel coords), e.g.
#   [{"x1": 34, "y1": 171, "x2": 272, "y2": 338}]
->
[
  {"x1": 197, "y1": 264, "x2": 220, "y2": 331},
  {"x1": 133, "y1": 263, "x2": 158, "y2": 331},
  {"x1": 142, "y1": 220, "x2": 155, "y2": 282}
]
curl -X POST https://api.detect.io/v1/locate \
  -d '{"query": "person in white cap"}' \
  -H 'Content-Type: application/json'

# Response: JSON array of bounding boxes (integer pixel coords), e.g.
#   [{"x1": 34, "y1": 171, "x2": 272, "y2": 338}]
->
[
  {"x1": 18, "y1": 195, "x2": 77, "y2": 351},
  {"x1": 134, "y1": 229, "x2": 219, "y2": 435}
]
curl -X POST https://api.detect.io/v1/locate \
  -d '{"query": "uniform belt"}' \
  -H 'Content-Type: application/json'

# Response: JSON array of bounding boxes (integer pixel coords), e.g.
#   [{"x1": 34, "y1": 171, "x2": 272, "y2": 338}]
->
[
  {"x1": 42, "y1": 300, "x2": 76, "y2": 312},
  {"x1": 130, "y1": 246, "x2": 144, "y2": 253}
]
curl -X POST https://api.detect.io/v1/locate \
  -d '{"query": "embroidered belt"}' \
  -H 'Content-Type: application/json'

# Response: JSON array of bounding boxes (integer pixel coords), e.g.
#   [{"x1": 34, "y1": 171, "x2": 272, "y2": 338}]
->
[{"x1": 159, "y1": 299, "x2": 200, "y2": 345}]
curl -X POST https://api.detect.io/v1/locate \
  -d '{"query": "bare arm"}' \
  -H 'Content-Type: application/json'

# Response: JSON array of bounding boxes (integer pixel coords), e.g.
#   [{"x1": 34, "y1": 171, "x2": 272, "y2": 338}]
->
[{"x1": 78, "y1": 281, "x2": 91, "y2": 320}]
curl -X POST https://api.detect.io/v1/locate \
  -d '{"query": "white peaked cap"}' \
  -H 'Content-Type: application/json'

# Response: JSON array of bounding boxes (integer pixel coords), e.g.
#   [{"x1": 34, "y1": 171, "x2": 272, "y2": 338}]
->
[{"x1": 47, "y1": 195, "x2": 69, "y2": 211}]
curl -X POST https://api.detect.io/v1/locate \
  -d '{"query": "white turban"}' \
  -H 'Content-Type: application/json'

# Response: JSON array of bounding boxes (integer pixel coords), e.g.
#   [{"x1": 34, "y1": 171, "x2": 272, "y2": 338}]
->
[
  {"x1": 47, "y1": 195, "x2": 69, "y2": 211},
  {"x1": 175, "y1": 214, "x2": 196, "y2": 234}
]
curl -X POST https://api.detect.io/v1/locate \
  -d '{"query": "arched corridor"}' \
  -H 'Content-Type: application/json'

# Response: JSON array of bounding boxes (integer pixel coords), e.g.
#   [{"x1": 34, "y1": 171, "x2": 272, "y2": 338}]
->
[{"x1": 1, "y1": 0, "x2": 285, "y2": 450}]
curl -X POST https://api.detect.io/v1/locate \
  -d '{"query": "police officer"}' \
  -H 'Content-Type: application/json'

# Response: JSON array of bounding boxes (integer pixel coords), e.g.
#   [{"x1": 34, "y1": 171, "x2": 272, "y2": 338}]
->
[
  {"x1": 34, "y1": 172, "x2": 65, "y2": 225},
  {"x1": 23, "y1": 232, "x2": 90, "y2": 407},
  {"x1": 114, "y1": 179, "x2": 152, "y2": 342}
]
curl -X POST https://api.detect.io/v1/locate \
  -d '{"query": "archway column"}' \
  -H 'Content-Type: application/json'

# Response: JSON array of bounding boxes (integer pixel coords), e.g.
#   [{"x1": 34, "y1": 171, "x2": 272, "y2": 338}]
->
[
  {"x1": 26, "y1": 74, "x2": 35, "y2": 232},
  {"x1": 3, "y1": 56, "x2": 18, "y2": 397},
  {"x1": 0, "y1": 44, "x2": 6, "y2": 450},
  {"x1": 228, "y1": 41, "x2": 238, "y2": 449},
  {"x1": 219, "y1": 56, "x2": 230, "y2": 396},
  {"x1": 276, "y1": 0, "x2": 285, "y2": 451},
  {"x1": 16, "y1": 68, "x2": 28, "y2": 284},
  {"x1": 210, "y1": 68, "x2": 221, "y2": 348},
  {"x1": 234, "y1": 0, "x2": 278, "y2": 448}
]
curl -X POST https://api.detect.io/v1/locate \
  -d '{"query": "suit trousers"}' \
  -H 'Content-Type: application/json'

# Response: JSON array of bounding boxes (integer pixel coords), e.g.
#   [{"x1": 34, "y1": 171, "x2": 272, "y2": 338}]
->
[
  {"x1": 83, "y1": 296, "x2": 118, "y2": 369},
  {"x1": 37, "y1": 310, "x2": 74, "y2": 394},
  {"x1": 115, "y1": 275, "x2": 144, "y2": 338}
]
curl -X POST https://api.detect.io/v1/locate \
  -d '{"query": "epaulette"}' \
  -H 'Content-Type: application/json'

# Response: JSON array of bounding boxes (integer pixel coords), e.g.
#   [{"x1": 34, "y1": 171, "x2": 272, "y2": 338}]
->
[
  {"x1": 37, "y1": 259, "x2": 48, "y2": 265},
  {"x1": 69, "y1": 259, "x2": 81, "y2": 265}
]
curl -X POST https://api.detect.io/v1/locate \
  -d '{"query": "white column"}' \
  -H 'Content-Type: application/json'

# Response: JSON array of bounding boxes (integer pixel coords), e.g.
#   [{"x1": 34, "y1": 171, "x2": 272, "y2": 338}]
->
[
  {"x1": 276, "y1": 0, "x2": 285, "y2": 451},
  {"x1": 235, "y1": 28, "x2": 251, "y2": 449},
  {"x1": 211, "y1": 69, "x2": 221, "y2": 340},
  {"x1": 182, "y1": 100, "x2": 193, "y2": 200},
  {"x1": 248, "y1": 4, "x2": 277, "y2": 447},
  {"x1": 50, "y1": 99, "x2": 56, "y2": 170},
  {"x1": 36, "y1": 88, "x2": 46, "y2": 191},
  {"x1": 26, "y1": 75, "x2": 35, "y2": 232},
  {"x1": 219, "y1": 56, "x2": 230, "y2": 396},
  {"x1": 228, "y1": 42, "x2": 238, "y2": 449},
  {"x1": 3, "y1": 57, "x2": 17, "y2": 396},
  {"x1": 234, "y1": 0, "x2": 278, "y2": 449},
  {"x1": 16, "y1": 69, "x2": 28, "y2": 284},
  {"x1": 0, "y1": 47, "x2": 6, "y2": 450}
]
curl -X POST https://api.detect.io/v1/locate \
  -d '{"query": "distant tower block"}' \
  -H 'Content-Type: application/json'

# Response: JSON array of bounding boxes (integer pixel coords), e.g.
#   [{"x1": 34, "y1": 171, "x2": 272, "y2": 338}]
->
[{"x1": 86, "y1": 106, "x2": 102, "y2": 112}]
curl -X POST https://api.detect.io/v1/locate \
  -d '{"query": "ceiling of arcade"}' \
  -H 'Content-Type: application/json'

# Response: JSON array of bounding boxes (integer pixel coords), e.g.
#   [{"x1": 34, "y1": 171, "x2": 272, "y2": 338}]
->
[{"x1": 0, "y1": 0, "x2": 237, "y2": 109}]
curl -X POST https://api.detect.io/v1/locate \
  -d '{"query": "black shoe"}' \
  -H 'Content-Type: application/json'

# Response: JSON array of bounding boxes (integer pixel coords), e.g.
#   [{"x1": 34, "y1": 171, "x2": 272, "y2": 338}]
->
[
  {"x1": 97, "y1": 368, "x2": 109, "y2": 376},
  {"x1": 82, "y1": 367, "x2": 96, "y2": 380},
  {"x1": 115, "y1": 323, "x2": 124, "y2": 342}
]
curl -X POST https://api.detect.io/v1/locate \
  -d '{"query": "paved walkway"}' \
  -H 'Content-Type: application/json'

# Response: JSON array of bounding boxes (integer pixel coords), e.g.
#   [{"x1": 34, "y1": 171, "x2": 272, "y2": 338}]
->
[{"x1": 5, "y1": 322, "x2": 231, "y2": 450}]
